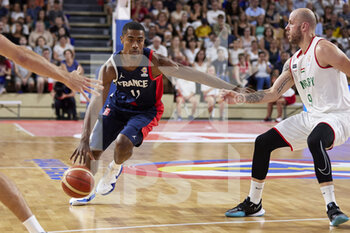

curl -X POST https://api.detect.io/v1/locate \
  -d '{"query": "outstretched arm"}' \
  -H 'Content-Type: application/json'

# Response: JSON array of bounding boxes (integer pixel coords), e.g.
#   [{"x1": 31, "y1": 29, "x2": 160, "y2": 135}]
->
[
  {"x1": 0, "y1": 34, "x2": 102, "y2": 100},
  {"x1": 220, "y1": 59, "x2": 295, "y2": 104},
  {"x1": 70, "y1": 61, "x2": 115, "y2": 164},
  {"x1": 316, "y1": 39, "x2": 350, "y2": 76},
  {"x1": 151, "y1": 53, "x2": 237, "y2": 90}
]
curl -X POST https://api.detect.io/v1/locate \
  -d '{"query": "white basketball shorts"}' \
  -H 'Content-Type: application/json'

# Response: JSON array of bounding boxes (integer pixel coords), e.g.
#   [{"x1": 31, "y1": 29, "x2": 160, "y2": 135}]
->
[{"x1": 274, "y1": 111, "x2": 350, "y2": 151}]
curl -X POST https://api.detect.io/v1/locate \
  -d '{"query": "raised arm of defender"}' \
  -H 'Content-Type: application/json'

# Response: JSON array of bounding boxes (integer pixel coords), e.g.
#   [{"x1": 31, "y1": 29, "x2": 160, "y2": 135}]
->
[
  {"x1": 0, "y1": 34, "x2": 102, "y2": 101},
  {"x1": 220, "y1": 58, "x2": 295, "y2": 104},
  {"x1": 151, "y1": 53, "x2": 237, "y2": 90}
]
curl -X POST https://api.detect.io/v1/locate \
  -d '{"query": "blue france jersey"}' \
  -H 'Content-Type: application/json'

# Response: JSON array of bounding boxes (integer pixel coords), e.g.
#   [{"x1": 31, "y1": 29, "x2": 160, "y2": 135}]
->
[{"x1": 109, "y1": 48, "x2": 164, "y2": 112}]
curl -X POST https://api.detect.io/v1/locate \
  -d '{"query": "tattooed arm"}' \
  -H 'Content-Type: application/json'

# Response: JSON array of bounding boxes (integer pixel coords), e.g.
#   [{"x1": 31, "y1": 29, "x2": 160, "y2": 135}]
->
[{"x1": 220, "y1": 58, "x2": 295, "y2": 104}]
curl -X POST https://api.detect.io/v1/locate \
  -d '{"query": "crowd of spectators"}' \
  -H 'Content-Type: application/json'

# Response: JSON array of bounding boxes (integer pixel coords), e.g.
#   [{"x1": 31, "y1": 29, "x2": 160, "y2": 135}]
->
[
  {"x1": 137, "y1": 0, "x2": 350, "y2": 120},
  {"x1": 1, "y1": 0, "x2": 350, "y2": 120}
]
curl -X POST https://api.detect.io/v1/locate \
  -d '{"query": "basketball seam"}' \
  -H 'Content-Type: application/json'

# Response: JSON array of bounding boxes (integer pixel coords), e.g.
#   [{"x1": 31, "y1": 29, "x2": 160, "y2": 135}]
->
[{"x1": 61, "y1": 177, "x2": 91, "y2": 196}]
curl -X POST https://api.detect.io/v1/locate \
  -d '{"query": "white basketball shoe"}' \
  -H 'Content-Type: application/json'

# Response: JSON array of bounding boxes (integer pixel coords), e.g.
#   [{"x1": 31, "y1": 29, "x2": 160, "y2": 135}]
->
[
  {"x1": 96, "y1": 164, "x2": 123, "y2": 195},
  {"x1": 69, "y1": 191, "x2": 96, "y2": 206}
]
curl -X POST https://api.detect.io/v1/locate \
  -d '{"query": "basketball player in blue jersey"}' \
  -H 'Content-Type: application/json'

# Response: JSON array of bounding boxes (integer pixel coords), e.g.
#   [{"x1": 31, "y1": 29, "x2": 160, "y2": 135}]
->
[
  {"x1": 69, "y1": 21, "x2": 237, "y2": 206},
  {"x1": 0, "y1": 34, "x2": 102, "y2": 233},
  {"x1": 221, "y1": 8, "x2": 350, "y2": 226}
]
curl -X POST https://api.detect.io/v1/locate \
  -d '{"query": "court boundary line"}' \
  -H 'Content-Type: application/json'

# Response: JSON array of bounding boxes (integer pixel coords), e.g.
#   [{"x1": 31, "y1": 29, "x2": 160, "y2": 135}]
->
[
  {"x1": 48, "y1": 217, "x2": 329, "y2": 232},
  {"x1": 14, "y1": 123, "x2": 34, "y2": 136}
]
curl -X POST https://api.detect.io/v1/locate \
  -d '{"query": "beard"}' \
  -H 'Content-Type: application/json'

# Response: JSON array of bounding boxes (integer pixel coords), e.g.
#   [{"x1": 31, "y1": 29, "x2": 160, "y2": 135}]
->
[{"x1": 289, "y1": 26, "x2": 303, "y2": 45}]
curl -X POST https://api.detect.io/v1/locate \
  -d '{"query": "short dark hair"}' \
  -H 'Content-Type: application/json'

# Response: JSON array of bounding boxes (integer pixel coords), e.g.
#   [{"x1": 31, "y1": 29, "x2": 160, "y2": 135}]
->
[{"x1": 122, "y1": 21, "x2": 145, "y2": 35}]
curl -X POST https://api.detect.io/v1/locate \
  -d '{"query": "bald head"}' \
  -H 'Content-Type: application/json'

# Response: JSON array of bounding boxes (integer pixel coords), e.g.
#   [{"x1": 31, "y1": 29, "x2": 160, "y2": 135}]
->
[{"x1": 292, "y1": 8, "x2": 317, "y2": 30}]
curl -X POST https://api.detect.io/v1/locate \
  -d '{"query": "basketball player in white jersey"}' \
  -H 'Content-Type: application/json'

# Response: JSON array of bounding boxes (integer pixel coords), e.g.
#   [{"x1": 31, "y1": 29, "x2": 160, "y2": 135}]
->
[
  {"x1": 0, "y1": 34, "x2": 102, "y2": 233},
  {"x1": 220, "y1": 8, "x2": 350, "y2": 226}
]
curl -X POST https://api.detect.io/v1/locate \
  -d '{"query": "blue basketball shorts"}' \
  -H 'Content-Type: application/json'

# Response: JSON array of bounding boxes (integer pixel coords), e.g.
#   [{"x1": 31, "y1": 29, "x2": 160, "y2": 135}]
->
[{"x1": 89, "y1": 106, "x2": 158, "y2": 151}]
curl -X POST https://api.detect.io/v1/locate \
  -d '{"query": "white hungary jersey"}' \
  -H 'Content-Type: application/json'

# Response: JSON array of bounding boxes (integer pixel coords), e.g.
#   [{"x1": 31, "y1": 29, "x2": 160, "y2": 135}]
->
[{"x1": 289, "y1": 36, "x2": 350, "y2": 114}]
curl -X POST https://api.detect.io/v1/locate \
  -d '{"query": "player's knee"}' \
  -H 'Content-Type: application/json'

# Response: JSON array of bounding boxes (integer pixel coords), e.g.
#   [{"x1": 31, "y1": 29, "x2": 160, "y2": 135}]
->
[
  {"x1": 254, "y1": 133, "x2": 267, "y2": 149},
  {"x1": 115, "y1": 135, "x2": 133, "y2": 155},
  {"x1": 307, "y1": 123, "x2": 334, "y2": 150}
]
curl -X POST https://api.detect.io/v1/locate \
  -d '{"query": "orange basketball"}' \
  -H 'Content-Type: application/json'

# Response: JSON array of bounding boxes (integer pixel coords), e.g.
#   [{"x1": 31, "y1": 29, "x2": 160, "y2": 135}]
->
[{"x1": 61, "y1": 165, "x2": 95, "y2": 198}]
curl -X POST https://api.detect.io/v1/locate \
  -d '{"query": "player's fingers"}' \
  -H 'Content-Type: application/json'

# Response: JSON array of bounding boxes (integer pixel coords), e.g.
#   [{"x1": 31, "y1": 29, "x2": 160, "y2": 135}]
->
[
  {"x1": 77, "y1": 66, "x2": 83, "y2": 75},
  {"x1": 81, "y1": 91, "x2": 90, "y2": 102},
  {"x1": 70, "y1": 149, "x2": 77, "y2": 160},
  {"x1": 83, "y1": 78, "x2": 104, "y2": 90},
  {"x1": 83, "y1": 86, "x2": 100, "y2": 96},
  {"x1": 88, "y1": 151, "x2": 95, "y2": 161}
]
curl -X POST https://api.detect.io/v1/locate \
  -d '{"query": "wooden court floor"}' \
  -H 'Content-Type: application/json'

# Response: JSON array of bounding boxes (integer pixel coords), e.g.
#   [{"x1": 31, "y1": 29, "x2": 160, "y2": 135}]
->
[{"x1": 0, "y1": 120, "x2": 350, "y2": 233}]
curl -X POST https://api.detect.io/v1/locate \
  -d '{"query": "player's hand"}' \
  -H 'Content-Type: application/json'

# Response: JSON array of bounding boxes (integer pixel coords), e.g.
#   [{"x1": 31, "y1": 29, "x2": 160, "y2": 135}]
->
[
  {"x1": 218, "y1": 89, "x2": 245, "y2": 104},
  {"x1": 65, "y1": 66, "x2": 103, "y2": 102},
  {"x1": 70, "y1": 141, "x2": 95, "y2": 165}
]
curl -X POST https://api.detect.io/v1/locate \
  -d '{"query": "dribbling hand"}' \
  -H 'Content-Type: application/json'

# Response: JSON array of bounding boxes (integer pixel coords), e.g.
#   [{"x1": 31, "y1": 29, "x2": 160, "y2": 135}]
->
[{"x1": 70, "y1": 141, "x2": 95, "y2": 165}]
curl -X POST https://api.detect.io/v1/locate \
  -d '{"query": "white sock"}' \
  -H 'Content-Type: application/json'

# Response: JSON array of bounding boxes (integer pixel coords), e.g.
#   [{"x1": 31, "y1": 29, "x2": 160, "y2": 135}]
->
[
  {"x1": 23, "y1": 215, "x2": 45, "y2": 233},
  {"x1": 248, "y1": 180, "x2": 265, "y2": 204},
  {"x1": 321, "y1": 185, "x2": 337, "y2": 207},
  {"x1": 109, "y1": 160, "x2": 122, "y2": 172}
]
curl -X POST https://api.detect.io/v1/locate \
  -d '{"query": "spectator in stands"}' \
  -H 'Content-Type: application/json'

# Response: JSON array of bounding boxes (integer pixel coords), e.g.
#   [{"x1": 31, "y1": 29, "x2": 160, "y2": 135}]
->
[
  {"x1": 168, "y1": 35, "x2": 185, "y2": 61},
  {"x1": 207, "y1": 0, "x2": 225, "y2": 26},
  {"x1": 267, "y1": 39, "x2": 280, "y2": 68},
  {"x1": 14, "y1": 61, "x2": 34, "y2": 93},
  {"x1": 141, "y1": 15, "x2": 155, "y2": 37},
  {"x1": 34, "y1": 36, "x2": 52, "y2": 57},
  {"x1": 184, "y1": 38, "x2": 199, "y2": 65},
  {"x1": 247, "y1": 40, "x2": 260, "y2": 64},
  {"x1": 190, "y1": 2, "x2": 206, "y2": 28},
  {"x1": 239, "y1": 27, "x2": 256, "y2": 52},
  {"x1": 265, "y1": 3, "x2": 280, "y2": 29},
  {"x1": 274, "y1": 51, "x2": 290, "y2": 74},
  {"x1": 163, "y1": 30, "x2": 172, "y2": 48},
  {"x1": 131, "y1": 0, "x2": 149, "y2": 22},
  {"x1": 275, "y1": 0, "x2": 287, "y2": 14},
  {"x1": 145, "y1": 25, "x2": 156, "y2": 46},
  {"x1": 323, "y1": 5, "x2": 333, "y2": 25},
  {"x1": 29, "y1": 21, "x2": 53, "y2": 48},
  {"x1": 48, "y1": 0, "x2": 68, "y2": 27},
  {"x1": 53, "y1": 35, "x2": 74, "y2": 63},
  {"x1": 36, "y1": 9, "x2": 50, "y2": 29},
  {"x1": 259, "y1": 26, "x2": 274, "y2": 51},
  {"x1": 201, "y1": 65, "x2": 218, "y2": 120},
  {"x1": 234, "y1": 12, "x2": 253, "y2": 39},
  {"x1": 226, "y1": 0, "x2": 243, "y2": 28},
  {"x1": 26, "y1": 0, "x2": 41, "y2": 22},
  {"x1": 176, "y1": 12, "x2": 192, "y2": 39},
  {"x1": 50, "y1": 16, "x2": 70, "y2": 38},
  {"x1": 233, "y1": 53, "x2": 252, "y2": 87},
  {"x1": 195, "y1": 18, "x2": 212, "y2": 40},
  {"x1": 218, "y1": 27, "x2": 236, "y2": 47},
  {"x1": 10, "y1": 3, "x2": 24, "y2": 24},
  {"x1": 0, "y1": 55, "x2": 10, "y2": 94},
  {"x1": 148, "y1": 35, "x2": 168, "y2": 57},
  {"x1": 255, "y1": 15, "x2": 265, "y2": 40},
  {"x1": 206, "y1": 36, "x2": 228, "y2": 62},
  {"x1": 11, "y1": 17, "x2": 29, "y2": 36},
  {"x1": 175, "y1": 78, "x2": 198, "y2": 121},
  {"x1": 36, "y1": 48, "x2": 52, "y2": 93},
  {"x1": 293, "y1": 0, "x2": 307, "y2": 10},
  {"x1": 0, "y1": 0, "x2": 8, "y2": 18},
  {"x1": 155, "y1": 12, "x2": 173, "y2": 39},
  {"x1": 338, "y1": 27, "x2": 350, "y2": 52},
  {"x1": 339, "y1": 3, "x2": 350, "y2": 24},
  {"x1": 253, "y1": 51, "x2": 271, "y2": 91},
  {"x1": 213, "y1": 13, "x2": 231, "y2": 37},
  {"x1": 52, "y1": 80, "x2": 77, "y2": 120},
  {"x1": 9, "y1": 21, "x2": 25, "y2": 45},
  {"x1": 212, "y1": 49, "x2": 230, "y2": 83},
  {"x1": 229, "y1": 39, "x2": 244, "y2": 66},
  {"x1": 183, "y1": 25, "x2": 198, "y2": 44},
  {"x1": 1, "y1": 0, "x2": 8, "y2": 9},
  {"x1": 151, "y1": 0, "x2": 169, "y2": 20},
  {"x1": 263, "y1": 69, "x2": 296, "y2": 122},
  {"x1": 324, "y1": 24, "x2": 336, "y2": 41},
  {"x1": 171, "y1": 1, "x2": 186, "y2": 25},
  {"x1": 245, "y1": 0, "x2": 265, "y2": 26},
  {"x1": 53, "y1": 49, "x2": 79, "y2": 120}
]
